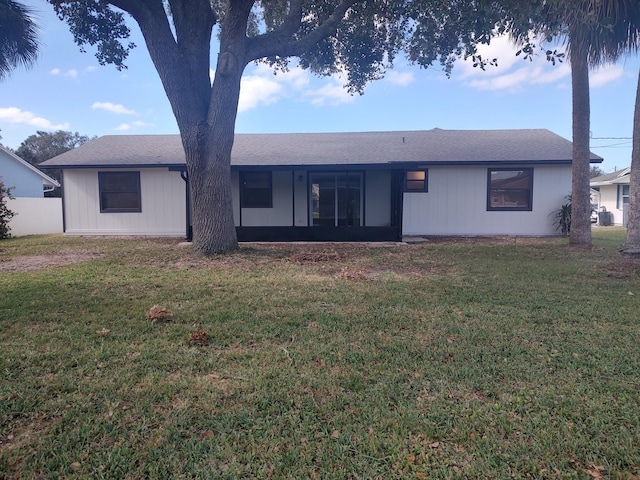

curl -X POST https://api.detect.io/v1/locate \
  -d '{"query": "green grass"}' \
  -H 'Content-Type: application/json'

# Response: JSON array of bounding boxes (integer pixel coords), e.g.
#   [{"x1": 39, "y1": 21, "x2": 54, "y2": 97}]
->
[{"x1": 1, "y1": 230, "x2": 639, "y2": 479}]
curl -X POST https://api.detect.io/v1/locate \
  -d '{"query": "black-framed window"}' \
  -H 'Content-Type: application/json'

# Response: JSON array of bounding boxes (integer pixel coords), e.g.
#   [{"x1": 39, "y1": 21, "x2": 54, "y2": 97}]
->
[
  {"x1": 99, "y1": 171, "x2": 141, "y2": 213},
  {"x1": 240, "y1": 171, "x2": 272, "y2": 208},
  {"x1": 487, "y1": 168, "x2": 533, "y2": 211},
  {"x1": 404, "y1": 170, "x2": 428, "y2": 192}
]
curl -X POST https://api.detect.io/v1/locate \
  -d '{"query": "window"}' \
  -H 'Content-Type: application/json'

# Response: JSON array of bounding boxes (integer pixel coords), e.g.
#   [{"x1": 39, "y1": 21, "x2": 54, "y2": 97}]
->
[
  {"x1": 240, "y1": 171, "x2": 272, "y2": 208},
  {"x1": 487, "y1": 169, "x2": 533, "y2": 211},
  {"x1": 99, "y1": 171, "x2": 141, "y2": 213},
  {"x1": 617, "y1": 184, "x2": 630, "y2": 209},
  {"x1": 404, "y1": 170, "x2": 428, "y2": 192}
]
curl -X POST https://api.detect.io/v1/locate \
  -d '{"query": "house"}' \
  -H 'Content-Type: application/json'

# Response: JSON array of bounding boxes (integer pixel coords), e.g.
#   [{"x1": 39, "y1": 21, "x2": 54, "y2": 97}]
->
[
  {"x1": 39, "y1": 128, "x2": 603, "y2": 241},
  {"x1": 0, "y1": 145, "x2": 59, "y2": 197},
  {"x1": 1, "y1": 146, "x2": 63, "y2": 236},
  {"x1": 590, "y1": 167, "x2": 630, "y2": 226}
]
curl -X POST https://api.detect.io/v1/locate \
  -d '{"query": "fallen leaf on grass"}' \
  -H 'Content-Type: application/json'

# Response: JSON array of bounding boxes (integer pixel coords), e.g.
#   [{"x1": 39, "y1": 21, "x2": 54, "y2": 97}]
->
[
  {"x1": 199, "y1": 430, "x2": 215, "y2": 440},
  {"x1": 189, "y1": 327, "x2": 207, "y2": 346},
  {"x1": 96, "y1": 328, "x2": 110, "y2": 336},
  {"x1": 447, "y1": 336, "x2": 456, "y2": 344},
  {"x1": 146, "y1": 305, "x2": 174, "y2": 323},
  {"x1": 584, "y1": 463, "x2": 606, "y2": 479},
  {"x1": 70, "y1": 462, "x2": 81, "y2": 471},
  {"x1": 331, "y1": 430, "x2": 340, "y2": 439}
]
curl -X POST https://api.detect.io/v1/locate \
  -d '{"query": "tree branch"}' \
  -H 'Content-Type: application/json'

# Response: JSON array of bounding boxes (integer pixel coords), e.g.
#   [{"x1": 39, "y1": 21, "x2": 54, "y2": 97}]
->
[{"x1": 245, "y1": 0, "x2": 359, "y2": 62}]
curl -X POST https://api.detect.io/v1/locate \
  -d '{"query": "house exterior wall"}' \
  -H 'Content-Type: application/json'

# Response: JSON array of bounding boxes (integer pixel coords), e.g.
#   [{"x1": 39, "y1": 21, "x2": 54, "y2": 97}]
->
[
  {"x1": 598, "y1": 185, "x2": 625, "y2": 225},
  {"x1": 62, "y1": 168, "x2": 186, "y2": 236},
  {"x1": 239, "y1": 170, "x2": 293, "y2": 227},
  {"x1": 402, "y1": 165, "x2": 571, "y2": 236},
  {"x1": 0, "y1": 152, "x2": 45, "y2": 197}
]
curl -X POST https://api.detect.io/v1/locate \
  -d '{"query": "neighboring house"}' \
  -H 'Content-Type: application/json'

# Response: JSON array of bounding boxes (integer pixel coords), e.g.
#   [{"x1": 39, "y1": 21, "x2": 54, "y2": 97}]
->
[
  {"x1": 0, "y1": 145, "x2": 59, "y2": 197},
  {"x1": 590, "y1": 167, "x2": 630, "y2": 226},
  {"x1": 1, "y1": 145, "x2": 63, "y2": 237},
  {"x1": 39, "y1": 128, "x2": 603, "y2": 241}
]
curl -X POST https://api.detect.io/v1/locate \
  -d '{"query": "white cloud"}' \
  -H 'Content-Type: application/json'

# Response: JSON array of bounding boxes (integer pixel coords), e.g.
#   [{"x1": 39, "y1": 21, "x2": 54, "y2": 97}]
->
[
  {"x1": 132, "y1": 120, "x2": 154, "y2": 127},
  {"x1": 457, "y1": 35, "x2": 573, "y2": 92},
  {"x1": 50, "y1": 68, "x2": 79, "y2": 78},
  {"x1": 385, "y1": 70, "x2": 415, "y2": 87},
  {"x1": 223, "y1": 63, "x2": 357, "y2": 112},
  {"x1": 0, "y1": 107, "x2": 69, "y2": 130},
  {"x1": 92, "y1": 102, "x2": 137, "y2": 115},
  {"x1": 590, "y1": 64, "x2": 624, "y2": 88},
  {"x1": 237, "y1": 64, "x2": 311, "y2": 112},
  {"x1": 305, "y1": 80, "x2": 354, "y2": 106},
  {"x1": 114, "y1": 120, "x2": 154, "y2": 131},
  {"x1": 239, "y1": 74, "x2": 283, "y2": 112}
]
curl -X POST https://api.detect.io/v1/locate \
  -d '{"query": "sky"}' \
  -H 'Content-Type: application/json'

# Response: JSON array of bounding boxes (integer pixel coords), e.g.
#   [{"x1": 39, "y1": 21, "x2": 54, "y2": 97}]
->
[{"x1": 1, "y1": 3, "x2": 639, "y2": 174}]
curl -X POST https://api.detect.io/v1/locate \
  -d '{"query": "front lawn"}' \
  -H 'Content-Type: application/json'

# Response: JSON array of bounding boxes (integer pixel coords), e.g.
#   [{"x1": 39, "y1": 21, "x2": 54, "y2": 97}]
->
[{"x1": 1, "y1": 230, "x2": 638, "y2": 479}]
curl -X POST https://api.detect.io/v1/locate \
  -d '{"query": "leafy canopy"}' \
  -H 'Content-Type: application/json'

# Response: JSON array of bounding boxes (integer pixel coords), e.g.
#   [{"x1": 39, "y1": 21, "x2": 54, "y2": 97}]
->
[{"x1": 47, "y1": 0, "x2": 529, "y2": 94}]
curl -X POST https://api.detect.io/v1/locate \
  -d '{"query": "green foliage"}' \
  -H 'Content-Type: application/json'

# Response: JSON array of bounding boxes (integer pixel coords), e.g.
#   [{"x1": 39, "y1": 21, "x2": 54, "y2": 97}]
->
[
  {"x1": 46, "y1": 0, "x2": 526, "y2": 93},
  {"x1": 552, "y1": 195, "x2": 572, "y2": 235},
  {"x1": 590, "y1": 165, "x2": 606, "y2": 178},
  {"x1": 0, "y1": 0, "x2": 39, "y2": 79},
  {"x1": 50, "y1": 0, "x2": 134, "y2": 69},
  {"x1": 15, "y1": 130, "x2": 93, "y2": 166},
  {"x1": 0, "y1": 177, "x2": 16, "y2": 239}
]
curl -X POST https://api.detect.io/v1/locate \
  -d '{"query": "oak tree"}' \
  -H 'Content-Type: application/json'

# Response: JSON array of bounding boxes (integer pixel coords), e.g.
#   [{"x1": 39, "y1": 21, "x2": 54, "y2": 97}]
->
[{"x1": 48, "y1": 0, "x2": 517, "y2": 254}]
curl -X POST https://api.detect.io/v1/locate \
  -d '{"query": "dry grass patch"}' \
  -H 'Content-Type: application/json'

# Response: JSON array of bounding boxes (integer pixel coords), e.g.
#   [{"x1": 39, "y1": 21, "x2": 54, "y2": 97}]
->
[{"x1": 0, "y1": 250, "x2": 104, "y2": 272}]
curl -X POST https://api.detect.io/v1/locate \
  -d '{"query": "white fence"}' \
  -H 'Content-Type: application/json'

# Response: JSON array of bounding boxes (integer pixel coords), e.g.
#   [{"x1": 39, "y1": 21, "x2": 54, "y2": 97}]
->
[{"x1": 4, "y1": 197, "x2": 63, "y2": 237}]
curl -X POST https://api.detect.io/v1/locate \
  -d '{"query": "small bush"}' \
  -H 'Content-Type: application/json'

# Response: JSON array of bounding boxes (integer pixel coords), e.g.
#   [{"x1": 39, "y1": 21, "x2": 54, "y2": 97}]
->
[
  {"x1": 0, "y1": 177, "x2": 16, "y2": 239},
  {"x1": 552, "y1": 195, "x2": 571, "y2": 236}
]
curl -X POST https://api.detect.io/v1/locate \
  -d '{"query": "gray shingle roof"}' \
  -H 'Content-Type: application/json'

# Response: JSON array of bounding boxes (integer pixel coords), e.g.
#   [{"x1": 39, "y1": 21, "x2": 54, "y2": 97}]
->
[
  {"x1": 39, "y1": 128, "x2": 603, "y2": 169},
  {"x1": 590, "y1": 167, "x2": 630, "y2": 186}
]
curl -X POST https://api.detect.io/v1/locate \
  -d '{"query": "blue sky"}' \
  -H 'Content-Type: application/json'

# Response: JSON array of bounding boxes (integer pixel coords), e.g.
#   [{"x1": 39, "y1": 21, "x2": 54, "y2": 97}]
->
[{"x1": 1, "y1": 3, "x2": 639, "y2": 174}]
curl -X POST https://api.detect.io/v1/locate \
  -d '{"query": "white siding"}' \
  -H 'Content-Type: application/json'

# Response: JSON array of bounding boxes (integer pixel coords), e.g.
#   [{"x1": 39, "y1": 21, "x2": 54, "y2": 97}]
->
[
  {"x1": 63, "y1": 168, "x2": 186, "y2": 236},
  {"x1": 402, "y1": 165, "x2": 571, "y2": 236},
  {"x1": 598, "y1": 185, "x2": 625, "y2": 225},
  {"x1": 365, "y1": 170, "x2": 391, "y2": 226},
  {"x1": 5, "y1": 197, "x2": 63, "y2": 236},
  {"x1": 240, "y1": 170, "x2": 293, "y2": 227}
]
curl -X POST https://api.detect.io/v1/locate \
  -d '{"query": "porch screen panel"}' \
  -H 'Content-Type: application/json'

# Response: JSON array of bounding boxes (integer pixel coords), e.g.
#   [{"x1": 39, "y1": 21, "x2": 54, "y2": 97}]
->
[
  {"x1": 311, "y1": 172, "x2": 363, "y2": 227},
  {"x1": 337, "y1": 173, "x2": 361, "y2": 226},
  {"x1": 312, "y1": 174, "x2": 336, "y2": 226}
]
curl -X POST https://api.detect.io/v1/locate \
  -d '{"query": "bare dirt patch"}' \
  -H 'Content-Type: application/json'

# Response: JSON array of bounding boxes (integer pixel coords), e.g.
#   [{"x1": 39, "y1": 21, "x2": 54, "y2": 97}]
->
[
  {"x1": 605, "y1": 258, "x2": 640, "y2": 278},
  {"x1": 0, "y1": 251, "x2": 104, "y2": 273}
]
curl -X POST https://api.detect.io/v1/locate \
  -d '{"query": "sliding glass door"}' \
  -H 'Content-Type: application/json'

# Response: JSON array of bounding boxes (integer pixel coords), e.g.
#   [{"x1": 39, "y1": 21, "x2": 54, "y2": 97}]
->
[{"x1": 310, "y1": 172, "x2": 363, "y2": 227}]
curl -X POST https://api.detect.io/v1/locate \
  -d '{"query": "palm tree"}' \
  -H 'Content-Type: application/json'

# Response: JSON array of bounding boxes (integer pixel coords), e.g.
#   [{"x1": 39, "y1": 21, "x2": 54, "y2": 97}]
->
[
  {"x1": 515, "y1": 0, "x2": 640, "y2": 246},
  {"x1": 622, "y1": 70, "x2": 640, "y2": 254},
  {"x1": 0, "y1": 0, "x2": 39, "y2": 80},
  {"x1": 601, "y1": 1, "x2": 640, "y2": 254}
]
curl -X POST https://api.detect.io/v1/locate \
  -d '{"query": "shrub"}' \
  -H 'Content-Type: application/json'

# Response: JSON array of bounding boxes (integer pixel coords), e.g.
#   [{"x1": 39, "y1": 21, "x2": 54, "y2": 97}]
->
[
  {"x1": 552, "y1": 195, "x2": 571, "y2": 236},
  {"x1": 0, "y1": 177, "x2": 16, "y2": 239}
]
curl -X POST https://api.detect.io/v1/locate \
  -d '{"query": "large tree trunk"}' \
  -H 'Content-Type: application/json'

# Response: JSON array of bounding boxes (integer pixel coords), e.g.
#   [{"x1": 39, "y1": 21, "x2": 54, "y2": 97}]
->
[
  {"x1": 186, "y1": 52, "x2": 246, "y2": 255},
  {"x1": 620, "y1": 69, "x2": 640, "y2": 255},
  {"x1": 569, "y1": 44, "x2": 592, "y2": 247}
]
